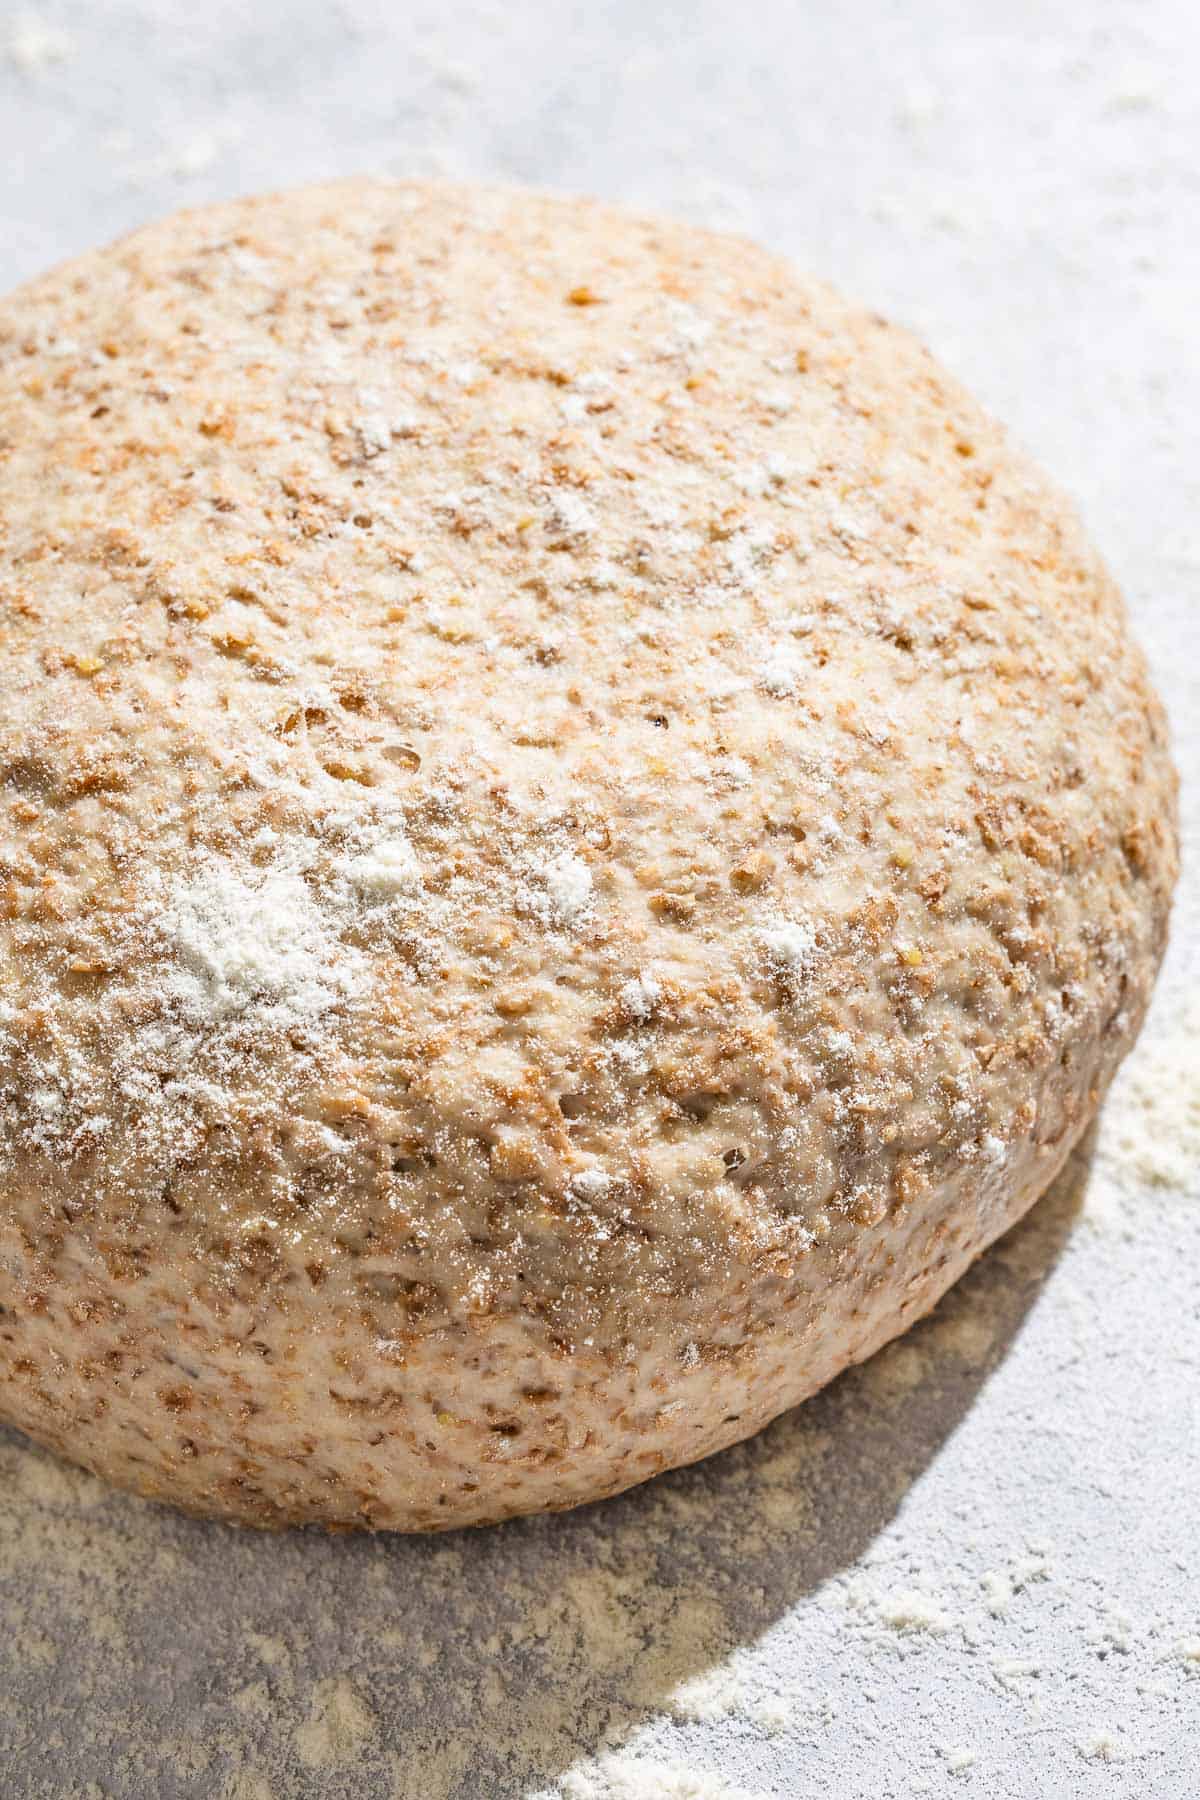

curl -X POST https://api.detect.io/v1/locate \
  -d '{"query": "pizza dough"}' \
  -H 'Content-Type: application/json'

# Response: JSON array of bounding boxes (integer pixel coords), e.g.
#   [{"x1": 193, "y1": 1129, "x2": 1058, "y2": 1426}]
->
[{"x1": 0, "y1": 180, "x2": 1177, "y2": 1529}]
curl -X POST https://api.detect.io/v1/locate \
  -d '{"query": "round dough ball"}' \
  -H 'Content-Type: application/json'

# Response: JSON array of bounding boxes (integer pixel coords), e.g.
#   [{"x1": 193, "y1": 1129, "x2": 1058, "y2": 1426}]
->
[{"x1": 0, "y1": 181, "x2": 1176, "y2": 1530}]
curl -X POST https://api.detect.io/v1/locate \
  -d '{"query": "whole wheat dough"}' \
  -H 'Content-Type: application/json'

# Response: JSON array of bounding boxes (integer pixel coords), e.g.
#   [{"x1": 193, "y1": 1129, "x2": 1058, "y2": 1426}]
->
[{"x1": 0, "y1": 181, "x2": 1177, "y2": 1529}]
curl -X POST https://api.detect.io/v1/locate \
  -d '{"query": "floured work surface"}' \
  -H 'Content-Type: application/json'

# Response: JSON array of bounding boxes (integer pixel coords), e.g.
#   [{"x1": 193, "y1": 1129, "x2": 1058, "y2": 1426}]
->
[{"x1": 0, "y1": 2, "x2": 1197, "y2": 1795}]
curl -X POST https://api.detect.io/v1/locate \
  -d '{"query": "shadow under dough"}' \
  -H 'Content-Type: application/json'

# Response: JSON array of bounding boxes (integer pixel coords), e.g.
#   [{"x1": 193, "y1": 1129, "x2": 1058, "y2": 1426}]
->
[
  {"x1": 408, "y1": 1134, "x2": 1092, "y2": 1795},
  {"x1": 0, "y1": 1138, "x2": 1091, "y2": 1800}
]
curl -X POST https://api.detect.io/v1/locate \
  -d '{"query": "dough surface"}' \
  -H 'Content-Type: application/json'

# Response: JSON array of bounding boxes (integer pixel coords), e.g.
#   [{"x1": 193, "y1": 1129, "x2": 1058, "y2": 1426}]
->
[{"x1": 0, "y1": 180, "x2": 1177, "y2": 1529}]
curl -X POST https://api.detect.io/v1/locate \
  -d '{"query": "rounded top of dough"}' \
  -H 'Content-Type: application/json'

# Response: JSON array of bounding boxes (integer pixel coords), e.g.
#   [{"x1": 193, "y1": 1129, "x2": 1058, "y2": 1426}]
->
[{"x1": 0, "y1": 181, "x2": 1176, "y2": 1527}]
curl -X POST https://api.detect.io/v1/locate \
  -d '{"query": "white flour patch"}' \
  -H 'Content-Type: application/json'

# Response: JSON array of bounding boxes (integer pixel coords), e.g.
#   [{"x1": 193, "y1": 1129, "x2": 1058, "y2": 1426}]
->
[
  {"x1": 159, "y1": 855, "x2": 361, "y2": 1028},
  {"x1": 552, "y1": 1751, "x2": 767, "y2": 1799},
  {"x1": 873, "y1": 1587, "x2": 952, "y2": 1635},
  {"x1": 294, "y1": 1677, "x2": 376, "y2": 1770},
  {"x1": 545, "y1": 489, "x2": 598, "y2": 544},
  {"x1": 757, "y1": 643, "x2": 804, "y2": 697},
  {"x1": 620, "y1": 972, "x2": 661, "y2": 1022},
  {"x1": 756, "y1": 916, "x2": 819, "y2": 984},
  {"x1": 570, "y1": 1168, "x2": 613, "y2": 1202},
  {"x1": 1075, "y1": 1727, "x2": 1134, "y2": 1763},
  {"x1": 337, "y1": 835, "x2": 422, "y2": 898},
  {"x1": 1094, "y1": 1000, "x2": 1200, "y2": 1193},
  {"x1": 6, "y1": 14, "x2": 74, "y2": 72},
  {"x1": 524, "y1": 850, "x2": 595, "y2": 930}
]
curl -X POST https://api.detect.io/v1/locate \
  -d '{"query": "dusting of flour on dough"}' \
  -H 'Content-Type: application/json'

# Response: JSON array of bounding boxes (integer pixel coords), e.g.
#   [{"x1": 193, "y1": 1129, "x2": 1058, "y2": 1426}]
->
[
  {"x1": 619, "y1": 971, "x2": 661, "y2": 1022},
  {"x1": 337, "y1": 834, "x2": 422, "y2": 898},
  {"x1": 755, "y1": 916, "x2": 819, "y2": 983},
  {"x1": 159, "y1": 855, "x2": 362, "y2": 1027},
  {"x1": 524, "y1": 849, "x2": 595, "y2": 930}
]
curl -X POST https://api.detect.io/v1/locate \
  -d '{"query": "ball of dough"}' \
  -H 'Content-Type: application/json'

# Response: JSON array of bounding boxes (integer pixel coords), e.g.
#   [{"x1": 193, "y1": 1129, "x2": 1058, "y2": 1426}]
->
[{"x1": 0, "y1": 181, "x2": 1176, "y2": 1529}]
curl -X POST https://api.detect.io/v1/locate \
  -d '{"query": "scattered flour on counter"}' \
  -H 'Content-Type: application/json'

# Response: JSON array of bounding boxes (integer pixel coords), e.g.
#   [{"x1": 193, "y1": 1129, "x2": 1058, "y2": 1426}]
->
[
  {"x1": 1093, "y1": 999, "x2": 1200, "y2": 1194},
  {"x1": 171, "y1": 131, "x2": 220, "y2": 178},
  {"x1": 555, "y1": 1752, "x2": 768, "y2": 1800},
  {"x1": 873, "y1": 1588, "x2": 953, "y2": 1636},
  {"x1": 862, "y1": 1340, "x2": 928, "y2": 1401},
  {"x1": 667, "y1": 1664, "x2": 746, "y2": 1723},
  {"x1": 981, "y1": 1571, "x2": 1014, "y2": 1617},
  {"x1": 746, "y1": 1692, "x2": 791, "y2": 1736},
  {"x1": 220, "y1": 1775, "x2": 275, "y2": 1800},
  {"x1": 295, "y1": 1678, "x2": 376, "y2": 1770},
  {"x1": 1075, "y1": 1728, "x2": 1133, "y2": 1763},
  {"x1": 922, "y1": 1309, "x2": 995, "y2": 1368},
  {"x1": 5, "y1": 14, "x2": 74, "y2": 71},
  {"x1": 219, "y1": 1773, "x2": 274, "y2": 1800},
  {"x1": 2, "y1": 1137, "x2": 1198, "y2": 1798},
  {"x1": 114, "y1": 119, "x2": 243, "y2": 187},
  {"x1": 991, "y1": 1657, "x2": 1042, "y2": 1692}
]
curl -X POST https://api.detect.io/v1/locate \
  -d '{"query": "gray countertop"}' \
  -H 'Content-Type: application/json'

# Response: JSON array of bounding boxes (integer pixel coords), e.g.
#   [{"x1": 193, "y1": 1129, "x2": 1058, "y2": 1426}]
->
[{"x1": 1, "y1": 3, "x2": 1197, "y2": 1796}]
